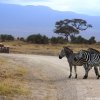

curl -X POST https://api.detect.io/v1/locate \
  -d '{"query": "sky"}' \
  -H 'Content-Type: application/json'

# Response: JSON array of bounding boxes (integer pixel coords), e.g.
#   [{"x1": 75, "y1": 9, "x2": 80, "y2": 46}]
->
[{"x1": 0, "y1": 0, "x2": 100, "y2": 16}]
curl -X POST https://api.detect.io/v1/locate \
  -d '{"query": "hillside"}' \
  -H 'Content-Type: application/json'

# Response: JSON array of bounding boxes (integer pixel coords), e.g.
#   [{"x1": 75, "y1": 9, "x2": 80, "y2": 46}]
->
[{"x1": 0, "y1": 3, "x2": 100, "y2": 40}]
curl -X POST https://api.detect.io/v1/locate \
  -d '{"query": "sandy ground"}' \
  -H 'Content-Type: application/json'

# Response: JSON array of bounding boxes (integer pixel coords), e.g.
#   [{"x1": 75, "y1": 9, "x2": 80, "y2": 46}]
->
[{"x1": 0, "y1": 54, "x2": 100, "y2": 100}]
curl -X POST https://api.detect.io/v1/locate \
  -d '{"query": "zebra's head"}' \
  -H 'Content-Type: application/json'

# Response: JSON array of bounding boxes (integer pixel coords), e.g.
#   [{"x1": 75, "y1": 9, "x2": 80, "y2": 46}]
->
[
  {"x1": 77, "y1": 50, "x2": 88, "y2": 60},
  {"x1": 59, "y1": 47, "x2": 73, "y2": 59},
  {"x1": 59, "y1": 48, "x2": 65, "y2": 59}
]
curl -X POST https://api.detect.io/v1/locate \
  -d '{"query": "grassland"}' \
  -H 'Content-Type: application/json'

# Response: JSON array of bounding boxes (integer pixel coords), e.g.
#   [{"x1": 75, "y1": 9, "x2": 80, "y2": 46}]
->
[
  {"x1": 0, "y1": 41, "x2": 100, "y2": 99},
  {"x1": 2, "y1": 40, "x2": 100, "y2": 55},
  {"x1": 0, "y1": 56, "x2": 29, "y2": 99},
  {"x1": 0, "y1": 54, "x2": 58, "y2": 100}
]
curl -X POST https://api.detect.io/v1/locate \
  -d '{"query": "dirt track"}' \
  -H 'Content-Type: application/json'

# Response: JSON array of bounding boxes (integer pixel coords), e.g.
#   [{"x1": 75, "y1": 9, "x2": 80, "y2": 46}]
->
[{"x1": 0, "y1": 54, "x2": 100, "y2": 100}]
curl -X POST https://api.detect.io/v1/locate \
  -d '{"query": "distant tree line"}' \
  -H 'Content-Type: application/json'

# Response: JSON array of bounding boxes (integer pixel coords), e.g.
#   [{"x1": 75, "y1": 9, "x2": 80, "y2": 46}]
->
[
  {"x1": 20, "y1": 34, "x2": 97, "y2": 44},
  {"x1": 0, "y1": 18, "x2": 96, "y2": 44},
  {"x1": 0, "y1": 34, "x2": 14, "y2": 42},
  {"x1": 70, "y1": 35, "x2": 96, "y2": 44},
  {"x1": 0, "y1": 33, "x2": 96, "y2": 44},
  {"x1": 26, "y1": 34, "x2": 49, "y2": 44}
]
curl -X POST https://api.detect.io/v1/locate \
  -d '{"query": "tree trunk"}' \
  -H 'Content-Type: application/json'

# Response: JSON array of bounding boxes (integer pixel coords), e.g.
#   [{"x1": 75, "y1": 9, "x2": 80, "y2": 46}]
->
[{"x1": 65, "y1": 35, "x2": 69, "y2": 42}]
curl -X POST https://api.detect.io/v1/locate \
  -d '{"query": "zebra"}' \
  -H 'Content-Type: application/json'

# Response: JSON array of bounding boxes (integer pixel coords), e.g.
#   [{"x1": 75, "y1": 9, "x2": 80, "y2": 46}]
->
[
  {"x1": 59, "y1": 47, "x2": 98, "y2": 79},
  {"x1": 88, "y1": 48, "x2": 100, "y2": 54},
  {"x1": 87, "y1": 48, "x2": 100, "y2": 76},
  {"x1": 76, "y1": 49, "x2": 100, "y2": 79}
]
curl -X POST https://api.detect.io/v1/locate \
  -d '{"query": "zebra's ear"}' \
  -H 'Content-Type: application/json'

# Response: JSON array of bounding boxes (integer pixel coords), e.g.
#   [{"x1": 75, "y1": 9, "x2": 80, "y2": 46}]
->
[
  {"x1": 63, "y1": 46, "x2": 68, "y2": 50},
  {"x1": 63, "y1": 46, "x2": 66, "y2": 49}
]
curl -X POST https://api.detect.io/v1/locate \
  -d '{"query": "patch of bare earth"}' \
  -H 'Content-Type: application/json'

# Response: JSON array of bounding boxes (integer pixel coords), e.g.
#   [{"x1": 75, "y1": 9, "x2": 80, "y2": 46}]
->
[
  {"x1": 0, "y1": 54, "x2": 100, "y2": 100},
  {"x1": 0, "y1": 54, "x2": 58, "y2": 100}
]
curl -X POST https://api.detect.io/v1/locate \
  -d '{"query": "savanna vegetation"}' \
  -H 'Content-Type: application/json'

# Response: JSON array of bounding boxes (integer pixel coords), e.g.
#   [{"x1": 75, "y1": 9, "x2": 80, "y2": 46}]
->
[
  {"x1": 0, "y1": 33, "x2": 97, "y2": 44},
  {"x1": 0, "y1": 56, "x2": 29, "y2": 99},
  {"x1": 0, "y1": 19, "x2": 96, "y2": 44},
  {"x1": 0, "y1": 18, "x2": 99, "y2": 99},
  {"x1": 0, "y1": 34, "x2": 14, "y2": 42},
  {"x1": 0, "y1": 18, "x2": 99, "y2": 55}
]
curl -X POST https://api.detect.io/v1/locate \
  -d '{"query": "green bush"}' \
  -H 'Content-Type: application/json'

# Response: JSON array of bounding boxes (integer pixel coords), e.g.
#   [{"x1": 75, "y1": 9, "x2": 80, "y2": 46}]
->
[
  {"x1": 88, "y1": 36, "x2": 96, "y2": 44},
  {"x1": 70, "y1": 35, "x2": 96, "y2": 44},
  {"x1": 51, "y1": 37, "x2": 65, "y2": 44},
  {"x1": 0, "y1": 34, "x2": 14, "y2": 42},
  {"x1": 26, "y1": 34, "x2": 49, "y2": 44}
]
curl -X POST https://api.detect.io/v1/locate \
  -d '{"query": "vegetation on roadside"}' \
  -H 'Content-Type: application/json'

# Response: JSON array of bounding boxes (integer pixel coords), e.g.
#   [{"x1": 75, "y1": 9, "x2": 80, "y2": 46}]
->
[
  {"x1": 0, "y1": 79, "x2": 28, "y2": 96},
  {"x1": 1, "y1": 40, "x2": 100, "y2": 56},
  {"x1": 0, "y1": 57, "x2": 29, "y2": 96}
]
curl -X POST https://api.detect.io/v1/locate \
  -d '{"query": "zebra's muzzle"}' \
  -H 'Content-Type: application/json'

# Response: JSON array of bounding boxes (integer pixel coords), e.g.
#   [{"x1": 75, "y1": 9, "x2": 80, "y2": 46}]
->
[{"x1": 59, "y1": 55, "x2": 62, "y2": 59}]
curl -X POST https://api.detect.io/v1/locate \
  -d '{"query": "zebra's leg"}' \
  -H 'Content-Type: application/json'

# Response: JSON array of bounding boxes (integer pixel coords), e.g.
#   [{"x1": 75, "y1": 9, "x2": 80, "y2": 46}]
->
[
  {"x1": 94, "y1": 67, "x2": 100, "y2": 79},
  {"x1": 69, "y1": 64, "x2": 72, "y2": 78},
  {"x1": 83, "y1": 69, "x2": 89, "y2": 79},
  {"x1": 83, "y1": 64, "x2": 90, "y2": 79},
  {"x1": 74, "y1": 66, "x2": 77, "y2": 78}
]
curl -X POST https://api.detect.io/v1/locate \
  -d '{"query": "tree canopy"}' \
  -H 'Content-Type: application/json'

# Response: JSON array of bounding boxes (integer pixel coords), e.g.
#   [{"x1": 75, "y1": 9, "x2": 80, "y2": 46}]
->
[
  {"x1": 54, "y1": 18, "x2": 92, "y2": 41},
  {"x1": 26, "y1": 34, "x2": 49, "y2": 44},
  {"x1": 0, "y1": 34, "x2": 14, "y2": 42}
]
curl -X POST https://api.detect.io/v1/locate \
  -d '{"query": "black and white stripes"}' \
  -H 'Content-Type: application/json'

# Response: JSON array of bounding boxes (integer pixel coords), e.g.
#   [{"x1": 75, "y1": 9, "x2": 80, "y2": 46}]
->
[
  {"x1": 59, "y1": 47, "x2": 100, "y2": 79},
  {"x1": 77, "y1": 49, "x2": 100, "y2": 79}
]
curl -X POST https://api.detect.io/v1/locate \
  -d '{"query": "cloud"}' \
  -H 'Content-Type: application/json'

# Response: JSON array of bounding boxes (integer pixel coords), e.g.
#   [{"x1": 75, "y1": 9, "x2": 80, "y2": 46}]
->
[{"x1": 0, "y1": 0, "x2": 100, "y2": 15}]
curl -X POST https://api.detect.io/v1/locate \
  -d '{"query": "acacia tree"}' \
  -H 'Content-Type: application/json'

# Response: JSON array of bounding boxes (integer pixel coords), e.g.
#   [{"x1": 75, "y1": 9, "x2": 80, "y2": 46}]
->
[{"x1": 54, "y1": 19, "x2": 92, "y2": 42}]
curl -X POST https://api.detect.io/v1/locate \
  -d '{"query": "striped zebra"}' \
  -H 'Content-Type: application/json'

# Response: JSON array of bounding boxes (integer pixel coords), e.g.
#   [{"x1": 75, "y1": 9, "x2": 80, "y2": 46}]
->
[
  {"x1": 88, "y1": 48, "x2": 100, "y2": 54},
  {"x1": 87, "y1": 48, "x2": 100, "y2": 76},
  {"x1": 59, "y1": 47, "x2": 98, "y2": 79},
  {"x1": 77, "y1": 49, "x2": 100, "y2": 79}
]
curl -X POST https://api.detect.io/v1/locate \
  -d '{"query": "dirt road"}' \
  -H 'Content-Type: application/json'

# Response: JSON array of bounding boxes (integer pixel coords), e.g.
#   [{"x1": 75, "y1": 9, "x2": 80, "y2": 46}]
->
[{"x1": 0, "y1": 54, "x2": 100, "y2": 100}]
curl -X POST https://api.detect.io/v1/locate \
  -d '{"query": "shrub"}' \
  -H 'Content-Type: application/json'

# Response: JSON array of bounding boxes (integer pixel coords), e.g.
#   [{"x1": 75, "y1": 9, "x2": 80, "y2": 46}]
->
[
  {"x1": 0, "y1": 34, "x2": 14, "y2": 42},
  {"x1": 26, "y1": 34, "x2": 49, "y2": 44},
  {"x1": 51, "y1": 36, "x2": 65, "y2": 44},
  {"x1": 70, "y1": 35, "x2": 96, "y2": 44},
  {"x1": 88, "y1": 36, "x2": 96, "y2": 44}
]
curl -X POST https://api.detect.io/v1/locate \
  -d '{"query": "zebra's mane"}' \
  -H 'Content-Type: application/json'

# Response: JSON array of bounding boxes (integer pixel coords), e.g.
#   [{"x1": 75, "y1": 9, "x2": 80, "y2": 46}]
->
[
  {"x1": 79, "y1": 50, "x2": 88, "y2": 53},
  {"x1": 63, "y1": 46, "x2": 73, "y2": 54},
  {"x1": 87, "y1": 48, "x2": 100, "y2": 53}
]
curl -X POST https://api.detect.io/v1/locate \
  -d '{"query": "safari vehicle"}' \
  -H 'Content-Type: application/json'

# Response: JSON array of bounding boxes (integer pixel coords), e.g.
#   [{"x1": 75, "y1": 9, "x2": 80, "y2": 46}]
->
[{"x1": 0, "y1": 43, "x2": 9, "y2": 53}]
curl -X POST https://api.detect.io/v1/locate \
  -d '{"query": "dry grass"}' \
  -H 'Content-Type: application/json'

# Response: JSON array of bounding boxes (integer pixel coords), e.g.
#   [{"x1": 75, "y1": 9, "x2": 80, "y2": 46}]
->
[
  {"x1": 2, "y1": 40, "x2": 100, "y2": 55},
  {"x1": 0, "y1": 57, "x2": 29, "y2": 96},
  {"x1": 0, "y1": 79, "x2": 28, "y2": 96}
]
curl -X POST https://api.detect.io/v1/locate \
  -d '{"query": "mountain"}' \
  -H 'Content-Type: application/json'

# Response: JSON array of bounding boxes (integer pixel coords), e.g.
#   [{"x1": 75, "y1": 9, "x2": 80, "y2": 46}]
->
[{"x1": 0, "y1": 3, "x2": 100, "y2": 40}]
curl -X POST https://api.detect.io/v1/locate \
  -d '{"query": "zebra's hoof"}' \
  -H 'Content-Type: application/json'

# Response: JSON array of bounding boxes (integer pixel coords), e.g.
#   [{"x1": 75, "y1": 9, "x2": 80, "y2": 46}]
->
[
  {"x1": 75, "y1": 75, "x2": 77, "y2": 79},
  {"x1": 97, "y1": 77, "x2": 99, "y2": 79},
  {"x1": 68, "y1": 75, "x2": 71, "y2": 78},
  {"x1": 97, "y1": 75, "x2": 100, "y2": 79},
  {"x1": 83, "y1": 76, "x2": 88, "y2": 79}
]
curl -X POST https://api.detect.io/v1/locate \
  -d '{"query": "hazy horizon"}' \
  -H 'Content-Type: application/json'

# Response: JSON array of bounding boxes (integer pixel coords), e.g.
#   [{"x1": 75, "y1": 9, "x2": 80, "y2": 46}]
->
[
  {"x1": 0, "y1": 2, "x2": 100, "y2": 41},
  {"x1": 0, "y1": 0, "x2": 100, "y2": 16}
]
